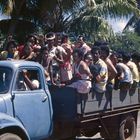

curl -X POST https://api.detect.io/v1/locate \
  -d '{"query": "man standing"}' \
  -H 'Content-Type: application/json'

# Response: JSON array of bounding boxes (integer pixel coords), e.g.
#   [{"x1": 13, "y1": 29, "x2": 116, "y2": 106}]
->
[
  {"x1": 90, "y1": 47, "x2": 108, "y2": 93},
  {"x1": 45, "y1": 32, "x2": 64, "y2": 85}
]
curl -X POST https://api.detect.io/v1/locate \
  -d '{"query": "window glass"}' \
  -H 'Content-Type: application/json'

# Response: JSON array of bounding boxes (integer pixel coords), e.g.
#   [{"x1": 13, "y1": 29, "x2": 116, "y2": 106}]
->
[
  {"x1": 0, "y1": 67, "x2": 12, "y2": 93},
  {"x1": 15, "y1": 69, "x2": 41, "y2": 91}
]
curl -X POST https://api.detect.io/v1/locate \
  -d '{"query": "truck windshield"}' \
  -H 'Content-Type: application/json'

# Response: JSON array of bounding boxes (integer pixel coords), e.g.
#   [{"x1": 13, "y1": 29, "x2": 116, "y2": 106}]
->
[{"x1": 0, "y1": 67, "x2": 12, "y2": 93}]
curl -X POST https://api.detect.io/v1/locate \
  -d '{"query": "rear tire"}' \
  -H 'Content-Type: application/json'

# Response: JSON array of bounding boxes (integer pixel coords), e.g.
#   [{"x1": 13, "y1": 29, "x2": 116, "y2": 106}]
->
[
  {"x1": 119, "y1": 116, "x2": 136, "y2": 140},
  {"x1": 0, "y1": 133, "x2": 22, "y2": 140}
]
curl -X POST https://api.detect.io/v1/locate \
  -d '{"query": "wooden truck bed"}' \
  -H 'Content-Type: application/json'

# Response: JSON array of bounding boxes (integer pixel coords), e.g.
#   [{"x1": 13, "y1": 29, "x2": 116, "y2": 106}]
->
[{"x1": 49, "y1": 86, "x2": 140, "y2": 121}]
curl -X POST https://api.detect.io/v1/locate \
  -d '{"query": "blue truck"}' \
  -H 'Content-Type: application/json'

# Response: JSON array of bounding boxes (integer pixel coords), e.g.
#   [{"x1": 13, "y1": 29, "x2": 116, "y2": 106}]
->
[{"x1": 0, "y1": 60, "x2": 139, "y2": 140}]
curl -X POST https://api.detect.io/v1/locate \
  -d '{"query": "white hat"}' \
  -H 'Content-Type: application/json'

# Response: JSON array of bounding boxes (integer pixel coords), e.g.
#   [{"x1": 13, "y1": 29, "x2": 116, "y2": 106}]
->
[{"x1": 46, "y1": 33, "x2": 55, "y2": 41}]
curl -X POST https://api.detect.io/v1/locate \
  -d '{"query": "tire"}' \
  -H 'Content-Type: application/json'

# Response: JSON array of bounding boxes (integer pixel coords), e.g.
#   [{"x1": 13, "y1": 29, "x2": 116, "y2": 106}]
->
[
  {"x1": 119, "y1": 116, "x2": 136, "y2": 140},
  {"x1": 0, "y1": 133, "x2": 22, "y2": 140}
]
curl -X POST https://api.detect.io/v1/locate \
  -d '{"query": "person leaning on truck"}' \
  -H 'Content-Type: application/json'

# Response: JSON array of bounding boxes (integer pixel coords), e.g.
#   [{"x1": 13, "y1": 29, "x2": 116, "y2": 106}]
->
[
  {"x1": 100, "y1": 45, "x2": 117, "y2": 94},
  {"x1": 90, "y1": 46, "x2": 108, "y2": 93},
  {"x1": 122, "y1": 53, "x2": 139, "y2": 87},
  {"x1": 67, "y1": 49, "x2": 92, "y2": 94},
  {"x1": 131, "y1": 52, "x2": 140, "y2": 86},
  {"x1": 112, "y1": 53, "x2": 133, "y2": 91}
]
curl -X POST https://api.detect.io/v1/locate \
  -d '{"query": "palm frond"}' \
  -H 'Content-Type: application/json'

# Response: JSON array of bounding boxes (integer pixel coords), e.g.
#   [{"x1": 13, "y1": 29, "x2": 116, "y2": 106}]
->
[
  {"x1": 0, "y1": 0, "x2": 15, "y2": 15},
  {"x1": 70, "y1": 15, "x2": 115, "y2": 42},
  {"x1": 124, "y1": 15, "x2": 139, "y2": 30},
  {"x1": 87, "y1": 0, "x2": 140, "y2": 19}
]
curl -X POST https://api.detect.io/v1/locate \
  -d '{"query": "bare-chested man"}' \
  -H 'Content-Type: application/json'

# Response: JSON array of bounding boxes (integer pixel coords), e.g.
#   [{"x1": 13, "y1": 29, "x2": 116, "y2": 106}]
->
[{"x1": 100, "y1": 45, "x2": 117, "y2": 96}]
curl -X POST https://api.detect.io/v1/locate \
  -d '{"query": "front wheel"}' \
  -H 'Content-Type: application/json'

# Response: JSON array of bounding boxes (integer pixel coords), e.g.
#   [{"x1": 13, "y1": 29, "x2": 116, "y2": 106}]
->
[
  {"x1": 119, "y1": 116, "x2": 136, "y2": 140},
  {"x1": 0, "y1": 133, "x2": 22, "y2": 140}
]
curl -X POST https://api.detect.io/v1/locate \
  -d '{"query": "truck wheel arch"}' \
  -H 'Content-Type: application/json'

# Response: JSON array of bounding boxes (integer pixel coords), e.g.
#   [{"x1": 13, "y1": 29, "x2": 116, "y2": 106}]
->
[
  {"x1": 0, "y1": 126, "x2": 29, "y2": 140},
  {"x1": 119, "y1": 115, "x2": 136, "y2": 140}
]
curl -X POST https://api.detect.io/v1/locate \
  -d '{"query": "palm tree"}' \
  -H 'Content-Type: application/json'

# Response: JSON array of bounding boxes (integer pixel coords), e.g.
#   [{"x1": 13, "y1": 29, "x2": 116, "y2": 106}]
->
[
  {"x1": 123, "y1": 0, "x2": 140, "y2": 34},
  {"x1": 0, "y1": 0, "x2": 26, "y2": 34},
  {"x1": 0, "y1": 0, "x2": 85, "y2": 34},
  {"x1": 69, "y1": 0, "x2": 140, "y2": 41},
  {"x1": 0, "y1": 0, "x2": 15, "y2": 15},
  {"x1": 0, "y1": 0, "x2": 140, "y2": 41}
]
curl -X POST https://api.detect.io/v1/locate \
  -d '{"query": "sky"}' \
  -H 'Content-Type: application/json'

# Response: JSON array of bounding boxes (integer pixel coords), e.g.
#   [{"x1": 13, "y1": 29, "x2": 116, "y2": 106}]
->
[
  {"x1": 108, "y1": 17, "x2": 129, "y2": 33},
  {"x1": 0, "y1": 13, "x2": 128, "y2": 33},
  {"x1": 0, "y1": 13, "x2": 10, "y2": 20}
]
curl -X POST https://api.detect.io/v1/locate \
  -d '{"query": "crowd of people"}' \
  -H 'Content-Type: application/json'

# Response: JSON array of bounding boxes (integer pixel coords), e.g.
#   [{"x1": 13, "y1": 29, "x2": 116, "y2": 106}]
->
[{"x1": 0, "y1": 32, "x2": 140, "y2": 94}]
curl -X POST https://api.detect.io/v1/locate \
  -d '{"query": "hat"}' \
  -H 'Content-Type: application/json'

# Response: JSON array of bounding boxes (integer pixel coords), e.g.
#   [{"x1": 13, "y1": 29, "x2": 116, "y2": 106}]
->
[{"x1": 45, "y1": 32, "x2": 55, "y2": 41}]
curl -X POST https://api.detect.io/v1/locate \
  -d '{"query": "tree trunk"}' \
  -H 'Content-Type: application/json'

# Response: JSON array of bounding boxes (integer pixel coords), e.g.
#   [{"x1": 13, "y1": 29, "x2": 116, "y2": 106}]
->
[{"x1": 8, "y1": 0, "x2": 25, "y2": 35}]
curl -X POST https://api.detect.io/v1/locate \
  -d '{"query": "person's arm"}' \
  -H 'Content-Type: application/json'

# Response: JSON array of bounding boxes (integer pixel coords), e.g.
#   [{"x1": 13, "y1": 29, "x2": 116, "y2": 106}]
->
[
  {"x1": 116, "y1": 65, "x2": 124, "y2": 80},
  {"x1": 25, "y1": 52, "x2": 35, "y2": 60},
  {"x1": 79, "y1": 61, "x2": 92, "y2": 79},
  {"x1": 62, "y1": 44, "x2": 73, "y2": 59},
  {"x1": 14, "y1": 51, "x2": 20, "y2": 60},
  {"x1": 48, "y1": 60, "x2": 56, "y2": 86},
  {"x1": 22, "y1": 71, "x2": 38, "y2": 90},
  {"x1": 53, "y1": 48, "x2": 64, "y2": 64},
  {"x1": 54, "y1": 55, "x2": 64, "y2": 64},
  {"x1": 96, "y1": 67, "x2": 107, "y2": 82},
  {"x1": 106, "y1": 59, "x2": 117, "y2": 82},
  {"x1": 96, "y1": 74, "x2": 105, "y2": 82}
]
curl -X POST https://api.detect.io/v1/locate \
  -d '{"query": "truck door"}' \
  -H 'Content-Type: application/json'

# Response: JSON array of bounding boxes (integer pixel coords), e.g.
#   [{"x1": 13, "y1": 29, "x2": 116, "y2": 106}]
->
[{"x1": 12, "y1": 68, "x2": 52, "y2": 139}]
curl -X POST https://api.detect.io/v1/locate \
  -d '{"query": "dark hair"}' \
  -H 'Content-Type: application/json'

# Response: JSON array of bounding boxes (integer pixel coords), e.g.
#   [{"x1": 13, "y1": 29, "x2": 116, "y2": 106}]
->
[
  {"x1": 61, "y1": 34, "x2": 69, "y2": 43},
  {"x1": 27, "y1": 34, "x2": 36, "y2": 38},
  {"x1": 100, "y1": 45, "x2": 110, "y2": 56},
  {"x1": 45, "y1": 32, "x2": 55, "y2": 39},
  {"x1": 84, "y1": 52, "x2": 92, "y2": 60},
  {"x1": 115, "y1": 52, "x2": 123, "y2": 62},
  {"x1": 131, "y1": 52, "x2": 140, "y2": 61},
  {"x1": 122, "y1": 53, "x2": 131, "y2": 62},
  {"x1": 27, "y1": 34, "x2": 37, "y2": 43},
  {"x1": 6, "y1": 40, "x2": 17, "y2": 50},
  {"x1": 77, "y1": 35, "x2": 85, "y2": 41},
  {"x1": 41, "y1": 46, "x2": 48, "y2": 51},
  {"x1": 73, "y1": 49, "x2": 84, "y2": 58},
  {"x1": 91, "y1": 46, "x2": 101, "y2": 54},
  {"x1": 24, "y1": 41, "x2": 33, "y2": 48}
]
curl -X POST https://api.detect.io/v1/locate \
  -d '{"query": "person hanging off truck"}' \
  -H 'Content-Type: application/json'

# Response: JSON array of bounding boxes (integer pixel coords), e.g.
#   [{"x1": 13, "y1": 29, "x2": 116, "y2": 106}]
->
[{"x1": 0, "y1": 32, "x2": 140, "y2": 94}]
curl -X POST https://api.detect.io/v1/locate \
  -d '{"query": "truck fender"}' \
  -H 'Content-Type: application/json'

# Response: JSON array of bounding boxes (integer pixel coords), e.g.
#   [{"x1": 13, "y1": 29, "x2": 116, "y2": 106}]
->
[{"x1": 0, "y1": 112, "x2": 30, "y2": 140}]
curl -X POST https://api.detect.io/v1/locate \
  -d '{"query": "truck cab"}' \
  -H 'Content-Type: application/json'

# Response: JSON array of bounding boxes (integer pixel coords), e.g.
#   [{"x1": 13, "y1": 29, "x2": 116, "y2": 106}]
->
[{"x1": 0, "y1": 60, "x2": 53, "y2": 140}]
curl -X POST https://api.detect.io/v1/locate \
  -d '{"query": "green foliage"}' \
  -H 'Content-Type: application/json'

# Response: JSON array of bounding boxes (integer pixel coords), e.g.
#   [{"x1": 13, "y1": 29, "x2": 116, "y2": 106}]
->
[
  {"x1": 0, "y1": 0, "x2": 140, "y2": 42},
  {"x1": 110, "y1": 31, "x2": 140, "y2": 52},
  {"x1": 121, "y1": 0, "x2": 140, "y2": 35}
]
